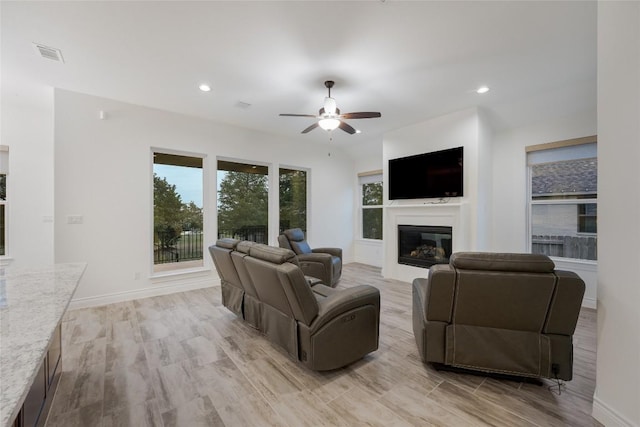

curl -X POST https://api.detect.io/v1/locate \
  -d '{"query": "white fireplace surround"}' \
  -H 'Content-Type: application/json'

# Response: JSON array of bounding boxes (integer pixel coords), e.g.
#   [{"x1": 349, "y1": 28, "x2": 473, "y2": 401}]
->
[{"x1": 383, "y1": 202, "x2": 470, "y2": 283}]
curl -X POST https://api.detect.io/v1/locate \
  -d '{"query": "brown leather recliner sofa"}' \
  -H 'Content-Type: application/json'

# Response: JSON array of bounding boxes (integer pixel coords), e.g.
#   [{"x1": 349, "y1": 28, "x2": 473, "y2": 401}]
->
[
  {"x1": 412, "y1": 252, "x2": 585, "y2": 381},
  {"x1": 209, "y1": 238, "x2": 380, "y2": 370},
  {"x1": 278, "y1": 228, "x2": 342, "y2": 287}
]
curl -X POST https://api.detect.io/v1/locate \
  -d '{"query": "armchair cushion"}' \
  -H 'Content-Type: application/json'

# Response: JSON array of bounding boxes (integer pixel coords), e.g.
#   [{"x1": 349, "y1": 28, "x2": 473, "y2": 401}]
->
[{"x1": 284, "y1": 228, "x2": 312, "y2": 254}]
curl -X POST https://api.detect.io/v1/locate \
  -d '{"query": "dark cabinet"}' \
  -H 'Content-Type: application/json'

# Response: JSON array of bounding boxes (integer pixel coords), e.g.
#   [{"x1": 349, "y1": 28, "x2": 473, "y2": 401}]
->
[
  {"x1": 22, "y1": 361, "x2": 46, "y2": 426},
  {"x1": 13, "y1": 323, "x2": 62, "y2": 427},
  {"x1": 47, "y1": 326, "x2": 62, "y2": 386}
]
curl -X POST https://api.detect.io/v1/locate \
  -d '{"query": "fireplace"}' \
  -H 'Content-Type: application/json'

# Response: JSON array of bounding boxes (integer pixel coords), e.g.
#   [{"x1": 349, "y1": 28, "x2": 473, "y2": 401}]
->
[{"x1": 398, "y1": 225, "x2": 452, "y2": 268}]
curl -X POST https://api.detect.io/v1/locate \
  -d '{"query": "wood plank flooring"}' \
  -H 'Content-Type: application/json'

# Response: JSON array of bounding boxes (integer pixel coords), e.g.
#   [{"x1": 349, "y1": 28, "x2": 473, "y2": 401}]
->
[{"x1": 47, "y1": 263, "x2": 601, "y2": 426}]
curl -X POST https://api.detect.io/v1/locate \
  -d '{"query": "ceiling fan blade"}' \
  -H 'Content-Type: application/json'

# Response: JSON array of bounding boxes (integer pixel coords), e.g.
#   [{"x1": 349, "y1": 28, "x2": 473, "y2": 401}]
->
[
  {"x1": 340, "y1": 112, "x2": 382, "y2": 119},
  {"x1": 280, "y1": 113, "x2": 317, "y2": 117},
  {"x1": 301, "y1": 122, "x2": 319, "y2": 134},
  {"x1": 338, "y1": 121, "x2": 356, "y2": 135}
]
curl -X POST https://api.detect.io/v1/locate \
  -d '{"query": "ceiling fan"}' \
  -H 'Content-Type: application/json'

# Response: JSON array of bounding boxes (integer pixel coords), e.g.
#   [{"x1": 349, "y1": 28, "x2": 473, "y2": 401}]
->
[{"x1": 280, "y1": 81, "x2": 381, "y2": 134}]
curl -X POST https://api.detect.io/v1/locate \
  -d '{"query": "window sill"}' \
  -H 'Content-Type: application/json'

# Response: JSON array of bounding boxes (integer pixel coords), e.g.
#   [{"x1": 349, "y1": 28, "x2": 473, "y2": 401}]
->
[
  {"x1": 151, "y1": 265, "x2": 211, "y2": 281},
  {"x1": 549, "y1": 257, "x2": 597, "y2": 269},
  {"x1": 356, "y1": 239, "x2": 383, "y2": 244},
  {"x1": 0, "y1": 257, "x2": 14, "y2": 267}
]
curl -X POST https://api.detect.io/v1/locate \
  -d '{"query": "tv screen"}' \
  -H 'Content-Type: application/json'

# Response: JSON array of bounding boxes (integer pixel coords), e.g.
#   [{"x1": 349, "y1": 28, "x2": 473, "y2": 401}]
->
[{"x1": 388, "y1": 146, "x2": 463, "y2": 200}]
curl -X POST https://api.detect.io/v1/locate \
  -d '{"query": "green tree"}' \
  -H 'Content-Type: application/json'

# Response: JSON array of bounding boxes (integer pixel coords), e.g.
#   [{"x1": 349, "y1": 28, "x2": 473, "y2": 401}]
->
[
  {"x1": 362, "y1": 182, "x2": 383, "y2": 206},
  {"x1": 154, "y1": 174, "x2": 183, "y2": 249},
  {"x1": 218, "y1": 171, "x2": 268, "y2": 237},
  {"x1": 181, "y1": 201, "x2": 203, "y2": 231},
  {"x1": 362, "y1": 182, "x2": 383, "y2": 239},
  {"x1": 279, "y1": 169, "x2": 307, "y2": 232}
]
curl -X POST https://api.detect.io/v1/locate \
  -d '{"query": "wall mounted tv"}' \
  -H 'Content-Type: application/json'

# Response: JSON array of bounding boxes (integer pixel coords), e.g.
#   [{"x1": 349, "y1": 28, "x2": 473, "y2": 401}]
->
[{"x1": 388, "y1": 146, "x2": 464, "y2": 200}]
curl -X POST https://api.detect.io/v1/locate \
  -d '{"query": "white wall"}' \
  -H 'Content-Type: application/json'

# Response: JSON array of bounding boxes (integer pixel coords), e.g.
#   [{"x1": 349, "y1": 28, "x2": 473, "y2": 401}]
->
[
  {"x1": 0, "y1": 77, "x2": 55, "y2": 268},
  {"x1": 491, "y1": 109, "x2": 598, "y2": 308},
  {"x1": 491, "y1": 110, "x2": 596, "y2": 252},
  {"x1": 476, "y1": 108, "x2": 493, "y2": 250},
  {"x1": 350, "y1": 138, "x2": 384, "y2": 267},
  {"x1": 54, "y1": 89, "x2": 354, "y2": 306},
  {"x1": 381, "y1": 108, "x2": 491, "y2": 281},
  {"x1": 593, "y1": 2, "x2": 640, "y2": 426}
]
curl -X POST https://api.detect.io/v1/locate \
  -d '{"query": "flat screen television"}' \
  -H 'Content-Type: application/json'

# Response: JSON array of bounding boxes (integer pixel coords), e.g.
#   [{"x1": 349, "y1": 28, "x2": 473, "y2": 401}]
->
[{"x1": 388, "y1": 146, "x2": 463, "y2": 200}]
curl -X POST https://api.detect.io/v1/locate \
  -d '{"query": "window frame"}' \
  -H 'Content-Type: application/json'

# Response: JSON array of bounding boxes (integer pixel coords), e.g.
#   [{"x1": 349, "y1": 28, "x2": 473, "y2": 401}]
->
[
  {"x1": 151, "y1": 148, "x2": 207, "y2": 276},
  {"x1": 576, "y1": 203, "x2": 597, "y2": 235},
  {"x1": 526, "y1": 136, "x2": 597, "y2": 263},
  {"x1": 359, "y1": 171, "x2": 383, "y2": 241},
  {"x1": 216, "y1": 157, "x2": 270, "y2": 245},
  {"x1": 278, "y1": 165, "x2": 309, "y2": 236},
  {"x1": 216, "y1": 157, "x2": 310, "y2": 247}
]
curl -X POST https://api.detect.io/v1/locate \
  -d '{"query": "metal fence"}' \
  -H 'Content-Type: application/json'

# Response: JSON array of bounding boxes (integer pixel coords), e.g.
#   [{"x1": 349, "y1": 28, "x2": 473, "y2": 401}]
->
[
  {"x1": 218, "y1": 225, "x2": 268, "y2": 244},
  {"x1": 154, "y1": 230, "x2": 204, "y2": 264},
  {"x1": 532, "y1": 235, "x2": 597, "y2": 261}
]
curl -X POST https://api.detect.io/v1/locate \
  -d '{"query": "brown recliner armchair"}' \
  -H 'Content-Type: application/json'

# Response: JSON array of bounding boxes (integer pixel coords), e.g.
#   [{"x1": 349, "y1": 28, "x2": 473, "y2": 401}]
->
[
  {"x1": 244, "y1": 244, "x2": 379, "y2": 370},
  {"x1": 278, "y1": 228, "x2": 342, "y2": 287},
  {"x1": 412, "y1": 252, "x2": 585, "y2": 381}
]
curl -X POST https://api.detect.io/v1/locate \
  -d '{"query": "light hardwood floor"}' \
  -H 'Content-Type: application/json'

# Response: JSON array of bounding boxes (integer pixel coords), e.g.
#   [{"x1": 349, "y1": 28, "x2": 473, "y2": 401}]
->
[{"x1": 47, "y1": 263, "x2": 601, "y2": 427}]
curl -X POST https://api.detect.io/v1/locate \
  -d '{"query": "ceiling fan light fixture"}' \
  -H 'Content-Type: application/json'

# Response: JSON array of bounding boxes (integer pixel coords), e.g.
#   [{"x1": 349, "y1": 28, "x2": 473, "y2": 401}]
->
[
  {"x1": 318, "y1": 118, "x2": 340, "y2": 131},
  {"x1": 323, "y1": 97, "x2": 337, "y2": 114},
  {"x1": 280, "y1": 80, "x2": 380, "y2": 135}
]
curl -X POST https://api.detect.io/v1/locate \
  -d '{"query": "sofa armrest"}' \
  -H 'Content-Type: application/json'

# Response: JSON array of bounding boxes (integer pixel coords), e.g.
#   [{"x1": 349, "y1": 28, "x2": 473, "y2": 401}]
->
[
  {"x1": 297, "y1": 253, "x2": 332, "y2": 284},
  {"x1": 310, "y1": 285, "x2": 380, "y2": 333},
  {"x1": 298, "y1": 252, "x2": 332, "y2": 265},
  {"x1": 424, "y1": 264, "x2": 456, "y2": 323},
  {"x1": 312, "y1": 247, "x2": 342, "y2": 259},
  {"x1": 310, "y1": 283, "x2": 335, "y2": 298},
  {"x1": 306, "y1": 276, "x2": 325, "y2": 287},
  {"x1": 543, "y1": 270, "x2": 585, "y2": 335}
]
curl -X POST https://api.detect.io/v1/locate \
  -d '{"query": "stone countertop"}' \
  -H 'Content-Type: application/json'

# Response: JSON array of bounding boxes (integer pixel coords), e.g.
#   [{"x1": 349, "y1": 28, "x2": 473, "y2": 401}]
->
[{"x1": 0, "y1": 263, "x2": 86, "y2": 427}]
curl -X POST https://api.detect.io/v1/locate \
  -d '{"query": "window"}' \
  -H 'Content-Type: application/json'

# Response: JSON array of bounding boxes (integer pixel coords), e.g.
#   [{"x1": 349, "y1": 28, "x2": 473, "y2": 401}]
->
[
  {"x1": 279, "y1": 167, "x2": 307, "y2": 234},
  {"x1": 359, "y1": 171, "x2": 383, "y2": 240},
  {"x1": 217, "y1": 160, "x2": 268, "y2": 243},
  {"x1": 527, "y1": 138, "x2": 597, "y2": 261},
  {"x1": 153, "y1": 151, "x2": 204, "y2": 272},
  {"x1": 577, "y1": 203, "x2": 597, "y2": 233}
]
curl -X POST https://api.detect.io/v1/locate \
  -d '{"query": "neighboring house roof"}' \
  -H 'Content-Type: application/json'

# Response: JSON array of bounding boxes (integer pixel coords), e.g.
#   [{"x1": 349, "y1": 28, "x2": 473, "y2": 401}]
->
[{"x1": 532, "y1": 158, "x2": 597, "y2": 198}]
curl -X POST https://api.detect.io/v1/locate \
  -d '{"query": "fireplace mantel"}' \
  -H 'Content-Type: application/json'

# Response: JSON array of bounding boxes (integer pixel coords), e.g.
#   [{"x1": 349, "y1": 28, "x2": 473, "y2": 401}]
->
[
  {"x1": 386, "y1": 201, "x2": 464, "y2": 209},
  {"x1": 383, "y1": 202, "x2": 470, "y2": 283}
]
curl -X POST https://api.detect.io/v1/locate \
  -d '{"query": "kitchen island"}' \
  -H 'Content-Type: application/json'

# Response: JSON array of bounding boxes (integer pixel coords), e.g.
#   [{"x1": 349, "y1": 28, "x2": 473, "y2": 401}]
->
[{"x1": 0, "y1": 263, "x2": 86, "y2": 427}]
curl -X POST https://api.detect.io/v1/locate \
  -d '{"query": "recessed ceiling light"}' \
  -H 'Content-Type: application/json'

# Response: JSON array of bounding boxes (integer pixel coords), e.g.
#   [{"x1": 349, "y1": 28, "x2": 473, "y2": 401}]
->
[
  {"x1": 199, "y1": 84, "x2": 211, "y2": 92},
  {"x1": 476, "y1": 86, "x2": 490, "y2": 94},
  {"x1": 355, "y1": 129, "x2": 362, "y2": 134}
]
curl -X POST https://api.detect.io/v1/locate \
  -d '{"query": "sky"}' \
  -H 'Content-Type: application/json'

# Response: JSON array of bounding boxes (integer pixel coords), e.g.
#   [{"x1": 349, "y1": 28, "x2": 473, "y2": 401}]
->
[{"x1": 154, "y1": 164, "x2": 203, "y2": 207}]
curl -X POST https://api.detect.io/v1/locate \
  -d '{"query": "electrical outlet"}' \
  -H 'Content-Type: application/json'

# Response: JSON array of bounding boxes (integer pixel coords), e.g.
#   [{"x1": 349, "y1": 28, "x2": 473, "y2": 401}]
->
[{"x1": 67, "y1": 215, "x2": 83, "y2": 224}]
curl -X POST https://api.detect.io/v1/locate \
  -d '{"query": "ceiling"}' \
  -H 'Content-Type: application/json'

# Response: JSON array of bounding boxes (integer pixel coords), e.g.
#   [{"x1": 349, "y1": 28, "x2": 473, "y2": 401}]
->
[{"x1": 1, "y1": 1, "x2": 597, "y2": 148}]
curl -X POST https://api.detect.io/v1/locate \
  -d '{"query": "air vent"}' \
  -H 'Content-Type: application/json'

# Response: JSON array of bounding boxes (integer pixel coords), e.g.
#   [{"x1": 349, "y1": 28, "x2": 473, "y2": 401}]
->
[
  {"x1": 33, "y1": 43, "x2": 64, "y2": 63},
  {"x1": 235, "y1": 101, "x2": 251, "y2": 110}
]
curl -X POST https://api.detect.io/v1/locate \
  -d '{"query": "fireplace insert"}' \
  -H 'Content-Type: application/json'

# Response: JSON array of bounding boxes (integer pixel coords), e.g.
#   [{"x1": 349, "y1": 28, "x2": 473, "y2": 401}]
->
[{"x1": 398, "y1": 225, "x2": 452, "y2": 268}]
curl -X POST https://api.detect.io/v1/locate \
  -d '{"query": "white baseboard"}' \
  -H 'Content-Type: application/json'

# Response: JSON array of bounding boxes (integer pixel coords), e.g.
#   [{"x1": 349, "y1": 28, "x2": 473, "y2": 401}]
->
[
  {"x1": 592, "y1": 394, "x2": 638, "y2": 427},
  {"x1": 582, "y1": 296, "x2": 596, "y2": 310},
  {"x1": 68, "y1": 276, "x2": 220, "y2": 310}
]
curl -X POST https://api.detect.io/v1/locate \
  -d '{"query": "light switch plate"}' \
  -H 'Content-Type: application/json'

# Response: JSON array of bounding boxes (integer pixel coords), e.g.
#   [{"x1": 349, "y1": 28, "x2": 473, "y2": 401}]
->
[{"x1": 67, "y1": 215, "x2": 83, "y2": 224}]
